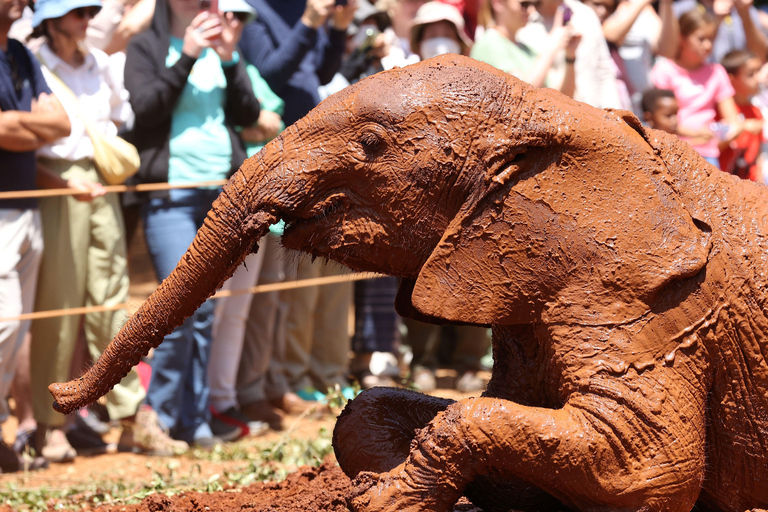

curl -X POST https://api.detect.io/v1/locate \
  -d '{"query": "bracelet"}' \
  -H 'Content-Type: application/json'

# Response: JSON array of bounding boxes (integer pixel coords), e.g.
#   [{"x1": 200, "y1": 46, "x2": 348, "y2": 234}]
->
[{"x1": 565, "y1": 56, "x2": 576, "y2": 64}]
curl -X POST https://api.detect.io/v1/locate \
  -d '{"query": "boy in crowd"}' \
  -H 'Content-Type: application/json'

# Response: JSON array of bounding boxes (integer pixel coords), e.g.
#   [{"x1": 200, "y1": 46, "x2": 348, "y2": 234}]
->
[
  {"x1": 641, "y1": 87, "x2": 679, "y2": 135},
  {"x1": 719, "y1": 49, "x2": 764, "y2": 181}
]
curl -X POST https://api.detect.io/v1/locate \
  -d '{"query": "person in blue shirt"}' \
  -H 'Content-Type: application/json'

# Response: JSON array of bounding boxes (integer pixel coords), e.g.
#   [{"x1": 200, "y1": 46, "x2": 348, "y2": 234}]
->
[
  {"x1": 0, "y1": 0, "x2": 70, "y2": 472},
  {"x1": 236, "y1": 0, "x2": 360, "y2": 419}
]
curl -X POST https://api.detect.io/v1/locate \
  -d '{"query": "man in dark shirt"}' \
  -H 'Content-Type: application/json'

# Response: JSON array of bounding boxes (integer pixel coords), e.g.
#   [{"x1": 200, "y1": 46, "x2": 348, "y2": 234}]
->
[
  {"x1": 235, "y1": 0, "x2": 359, "y2": 425},
  {"x1": 0, "y1": 0, "x2": 70, "y2": 473}
]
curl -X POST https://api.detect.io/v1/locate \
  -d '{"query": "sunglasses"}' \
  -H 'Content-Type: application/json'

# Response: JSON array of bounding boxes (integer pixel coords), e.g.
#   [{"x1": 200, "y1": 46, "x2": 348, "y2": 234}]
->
[
  {"x1": 519, "y1": 0, "x2": 540, "y2": 8},
  {"x1": 70, "y1": 6, "x2": 101, "y2": 19}
]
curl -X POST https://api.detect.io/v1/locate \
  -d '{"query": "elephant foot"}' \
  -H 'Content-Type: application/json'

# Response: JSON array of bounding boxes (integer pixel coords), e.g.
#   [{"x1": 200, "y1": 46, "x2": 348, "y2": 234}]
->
[
  {"x1": 348, "y1": 464, "x2": 458, "y2": 512},
  {"x1": 333, "y1": 387, "x2": 454, "y2": 478}
]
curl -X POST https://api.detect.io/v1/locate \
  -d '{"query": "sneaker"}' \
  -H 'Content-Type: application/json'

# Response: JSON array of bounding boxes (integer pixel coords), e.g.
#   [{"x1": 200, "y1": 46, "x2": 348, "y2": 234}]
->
[
  {"x1": 75, "y1": 407, "x2": 110, "y2": 435},
  {"x1": 192, "y1": 435, "x2": 223, "y2": 451},
  {"x1": 39, "y1": 427, "x2": 76, "y2": 463},
  {"x1": 119, "y1": 406, "x2": 188, "y2": 456},
  {"x1": 66, "y1": 425, "x2": 114, "y2": 456},
  {"x1": 269, "y1": 392, "x2": 321, "y2": 415},
  {"x1": 210, "y1": 406, "x2": 267, "y2": 441},
  {"x1": 241, "y1": 400, "x2": 285, "y2": 431},
  {"x1": 1, "y1": 440, "x2": 47, "y2": 473}
]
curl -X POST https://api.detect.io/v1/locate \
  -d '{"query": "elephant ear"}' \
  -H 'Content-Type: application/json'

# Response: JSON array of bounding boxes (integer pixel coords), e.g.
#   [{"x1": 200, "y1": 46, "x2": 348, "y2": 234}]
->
[{"x1": 401, "y1": 110, "x2": 713, "y2": 326}]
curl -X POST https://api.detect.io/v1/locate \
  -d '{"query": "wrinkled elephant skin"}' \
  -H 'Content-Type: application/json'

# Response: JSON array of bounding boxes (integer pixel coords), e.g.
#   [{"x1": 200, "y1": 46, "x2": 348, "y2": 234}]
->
[{"x1": 49, "y1": 55, "x2": 768, "y2": 512}]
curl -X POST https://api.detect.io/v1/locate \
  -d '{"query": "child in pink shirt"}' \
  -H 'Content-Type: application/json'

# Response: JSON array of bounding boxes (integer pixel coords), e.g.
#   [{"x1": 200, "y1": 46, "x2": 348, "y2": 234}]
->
[{"x1": 651, "y1": 9, "x2": 743, "y2": 168}]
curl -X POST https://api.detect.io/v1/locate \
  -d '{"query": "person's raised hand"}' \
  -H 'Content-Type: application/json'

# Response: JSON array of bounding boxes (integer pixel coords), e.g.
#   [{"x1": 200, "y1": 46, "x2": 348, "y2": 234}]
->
[
  {"x1": 713, "y1": 0, "x2": 733, "y2": 17},
  {"x1": 732, "y1": 0, "x2": 753, "y2": 15},
  {"x1": 213, "y1": 11, "x2": 244, "y2": 62},
  {"x1": 183, "y1": 11, "x2": 223, "y2": 58},
  {"x1": 301, "y1": 0, "x2": 335, "y2": 29},
  {"x1": 331, "y1": 0, "x2": 357, "y2": 30}
]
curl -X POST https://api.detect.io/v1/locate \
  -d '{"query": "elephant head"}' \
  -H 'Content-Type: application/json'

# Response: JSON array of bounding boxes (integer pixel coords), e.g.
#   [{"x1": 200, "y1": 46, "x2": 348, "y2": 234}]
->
[{"x1": 49, "y1": 54, "x2": 711, "y2": 417}]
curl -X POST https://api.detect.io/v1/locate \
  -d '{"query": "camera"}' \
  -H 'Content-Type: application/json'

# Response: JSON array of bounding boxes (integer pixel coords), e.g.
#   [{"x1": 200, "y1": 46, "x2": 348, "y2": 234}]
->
[
  {"x1": 335, "y1": 0, "x2": 347, "y2": 5},
  {"x1": 199, "y1": 0, "x2": 211, "y2": 11}
]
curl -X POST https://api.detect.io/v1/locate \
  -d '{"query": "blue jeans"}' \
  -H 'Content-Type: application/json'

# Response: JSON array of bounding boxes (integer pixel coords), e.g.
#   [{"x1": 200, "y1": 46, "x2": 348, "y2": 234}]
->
[{"x1": 141, "y1": 188, "x2": 220, "y2": 442}]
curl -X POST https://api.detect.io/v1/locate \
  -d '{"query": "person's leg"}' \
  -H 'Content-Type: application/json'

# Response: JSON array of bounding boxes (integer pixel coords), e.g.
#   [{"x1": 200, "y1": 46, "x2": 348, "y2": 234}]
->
[
  {"x1": 209, "y1": 250, "x2": 264, "y2": 413},
  {"x1": 141, "y1": 190, "x2": 202, "y2": 441},
  {"x1": 31, "y1": 160, "x2": 91, "y2": 462},
  {"x1": 350, "y1": 277, "x2": 400, "y2": 387},
  {"x1": 180, "y1": 188, "x2": 221, "y2": 444},
  {"x1": 403, "y1": 317, "x2": 441, "y2": 392},
  {"x1": 0, "y1": 209, "x2": 44, "y2": 470},
  {"x1": 83, "y1": 178, "x2": 146, "y2": 421},
  {"x1": 308, "y1": 263, "x2": 352, "y2": 394},
  {"x1": 281, "y1": 255, "x2": 320, "y2": 393},
  {"x1": 451, "y1": 326, "x2": 491, "y2": 393},
  {"x1": 237, "y1": 235, "x2": 290, "y2": 429}
]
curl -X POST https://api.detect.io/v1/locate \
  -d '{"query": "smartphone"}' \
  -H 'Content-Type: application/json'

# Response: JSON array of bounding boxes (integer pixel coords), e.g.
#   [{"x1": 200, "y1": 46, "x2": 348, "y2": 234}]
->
[
  {"x1": 335, "y1": 0, "x2": 347, "y2": 5},
  {"x1": 199, "y1": 0, "x2": 211, "y2": 11},
  {"x1": 562, "y1": 5, "x2": 573, "y2": 24}
]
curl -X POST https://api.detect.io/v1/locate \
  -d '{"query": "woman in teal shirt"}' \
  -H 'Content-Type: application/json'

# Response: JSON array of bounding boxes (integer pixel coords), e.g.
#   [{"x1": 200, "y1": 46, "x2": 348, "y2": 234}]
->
[{"x1": 124, "y1": 0, "x2": 259, "y2": 448}]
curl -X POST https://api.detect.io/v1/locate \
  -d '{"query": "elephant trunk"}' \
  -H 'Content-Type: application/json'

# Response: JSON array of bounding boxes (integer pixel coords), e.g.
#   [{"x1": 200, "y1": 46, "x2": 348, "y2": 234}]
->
[{"x1": 48, "y1": 162, "x2": 278, "y2": 415}]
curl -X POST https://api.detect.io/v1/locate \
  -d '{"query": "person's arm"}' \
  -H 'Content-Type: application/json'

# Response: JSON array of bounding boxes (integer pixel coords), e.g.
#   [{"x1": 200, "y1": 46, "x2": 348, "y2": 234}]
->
[
  {"x1": 124, "y1": 36, "x2": 196, "y2": 128},
  {"x1": 581, "y1": 7, "x2": 622, "y2": 108},
  {"x1": 315, "y1": 1, "x2": 356, "y2": 85},
  {"x1": 36, "y1": 160, "x2": 105, "y2": 201},
  {"x1": 239, "y1": 19, "x2": 318, "y2": 94},
  {"x1": 0, "y1": 111, "x2": 50, "y2": 151},
  {"x1": 223, "y1": 60, "x2": 261, "y2": 127},
  {"x1": 560, "y1": 37, "x2": 579, "y2": 98},
  {"x1": 733, "y1": 0, "x2": 768, "y2": 63},
  {"x1": 86, "y1": 0, "x2": 128, "y2": 52},
  {"x1": 102, "y1": 0, "x2": 155, "y2": 55},
  {"x1": 602, "y1": 0, "x2": 656, "y2": 46},
  {"x1": 0, "y1": 93, "x2": 71, "y2": 151},
  {"x1": 655, "y1": 0, "x2": 678, "y2": 59}
]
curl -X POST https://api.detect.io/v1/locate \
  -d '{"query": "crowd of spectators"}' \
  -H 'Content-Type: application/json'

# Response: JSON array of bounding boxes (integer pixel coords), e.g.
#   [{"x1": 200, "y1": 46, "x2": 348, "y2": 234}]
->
[{"x1": 1, "y1": 0, "x2": 768, "y2": 473}]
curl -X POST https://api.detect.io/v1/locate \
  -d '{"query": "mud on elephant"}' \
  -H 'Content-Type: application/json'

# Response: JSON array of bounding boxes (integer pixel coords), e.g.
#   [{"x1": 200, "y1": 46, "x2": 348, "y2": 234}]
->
[{"x1": 49, "y1": 55, "x2": 768, "y2": 512}]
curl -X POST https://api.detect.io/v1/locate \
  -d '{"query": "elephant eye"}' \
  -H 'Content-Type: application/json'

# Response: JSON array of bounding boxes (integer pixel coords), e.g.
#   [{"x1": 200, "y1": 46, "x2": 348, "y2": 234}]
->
[{"x1": 360, "y1": 132, "x2": 381, "y2": 154}]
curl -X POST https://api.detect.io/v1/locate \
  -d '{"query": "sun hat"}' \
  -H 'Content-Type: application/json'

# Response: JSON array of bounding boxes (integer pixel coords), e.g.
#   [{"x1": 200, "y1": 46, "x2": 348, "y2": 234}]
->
[
  {"x1": 218, "y1": 0, "x2": 257, "y2": 24},
  {"x1": 410, "y1": 1, "x2": 472, "y2": 54},
  {"x1": 32, "y1": 0, "x2": 102, "y2": 28}
]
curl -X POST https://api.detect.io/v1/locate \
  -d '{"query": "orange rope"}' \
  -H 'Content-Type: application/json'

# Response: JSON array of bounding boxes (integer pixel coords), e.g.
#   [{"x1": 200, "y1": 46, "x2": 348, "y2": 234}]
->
[
  {"x1": 0, "y1": 180, "x2": 229, "y2": 200},
  {"x1": 0, "y1": 272, "x2": 386, "y2": 323}
]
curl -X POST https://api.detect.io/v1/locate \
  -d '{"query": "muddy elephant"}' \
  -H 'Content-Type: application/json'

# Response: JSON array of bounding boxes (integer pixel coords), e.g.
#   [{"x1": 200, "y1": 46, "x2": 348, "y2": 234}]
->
[{"x1": 49, "y1": 54, "x2": 768, "y2": 511}]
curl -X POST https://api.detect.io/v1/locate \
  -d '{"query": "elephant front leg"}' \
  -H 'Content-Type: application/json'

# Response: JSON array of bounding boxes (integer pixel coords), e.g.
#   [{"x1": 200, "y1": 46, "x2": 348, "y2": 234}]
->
[
  {"x1": 333, "y1": 387, "x2": 455, "y2": 478},
  {"x1": 349, "y1": 381, "x2": 707, "y2": 512}
]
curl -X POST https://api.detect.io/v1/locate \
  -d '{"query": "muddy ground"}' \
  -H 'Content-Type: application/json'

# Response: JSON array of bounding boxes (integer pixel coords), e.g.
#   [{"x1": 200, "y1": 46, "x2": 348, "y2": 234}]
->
[
  {"x1": 0, "y1": 388, "x2": 483, "y2": 512},
  {"x1": 0, "y1": 224, "x2": 486, "y2": 511}
]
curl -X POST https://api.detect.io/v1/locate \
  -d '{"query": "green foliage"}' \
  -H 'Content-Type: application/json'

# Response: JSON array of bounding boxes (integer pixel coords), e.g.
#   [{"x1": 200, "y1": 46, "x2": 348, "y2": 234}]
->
[{"x1": 1, "y1": 427, "x2": 334, "y2": 511}]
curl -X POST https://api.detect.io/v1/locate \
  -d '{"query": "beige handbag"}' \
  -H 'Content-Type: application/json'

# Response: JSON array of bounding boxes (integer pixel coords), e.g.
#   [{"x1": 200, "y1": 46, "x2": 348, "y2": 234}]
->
[{"x1": 41, "y1": 58, "x2": 139, "y2": 185}]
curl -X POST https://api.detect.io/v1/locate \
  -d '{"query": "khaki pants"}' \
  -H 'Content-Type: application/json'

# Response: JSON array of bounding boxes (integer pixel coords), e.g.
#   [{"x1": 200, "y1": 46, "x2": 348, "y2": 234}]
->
[
  {"x1": 31, "y1": 158, "x2": 144, "y2": 426},
  {"x1": 282, "y1": 256, "x2": 352, "y2": 393}
]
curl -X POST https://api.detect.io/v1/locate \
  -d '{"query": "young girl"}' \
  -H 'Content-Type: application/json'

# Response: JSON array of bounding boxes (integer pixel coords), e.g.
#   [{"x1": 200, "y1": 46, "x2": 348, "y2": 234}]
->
[{"x1": 650, "y1": 9, "x2": 742, "y2": 168}]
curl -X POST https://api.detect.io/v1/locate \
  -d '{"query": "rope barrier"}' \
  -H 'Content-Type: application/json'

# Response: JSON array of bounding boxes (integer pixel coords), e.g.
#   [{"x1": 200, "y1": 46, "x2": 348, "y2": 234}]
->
[
  {"x1": 1, "y1": 180, "x2": 388, "y2": 323},
  {"x1": 0, "y1": 179, "x2": 230, "y2": 200},
  {"x1": 0, "y1": 272, "x2": 386, "y2": 323}
]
